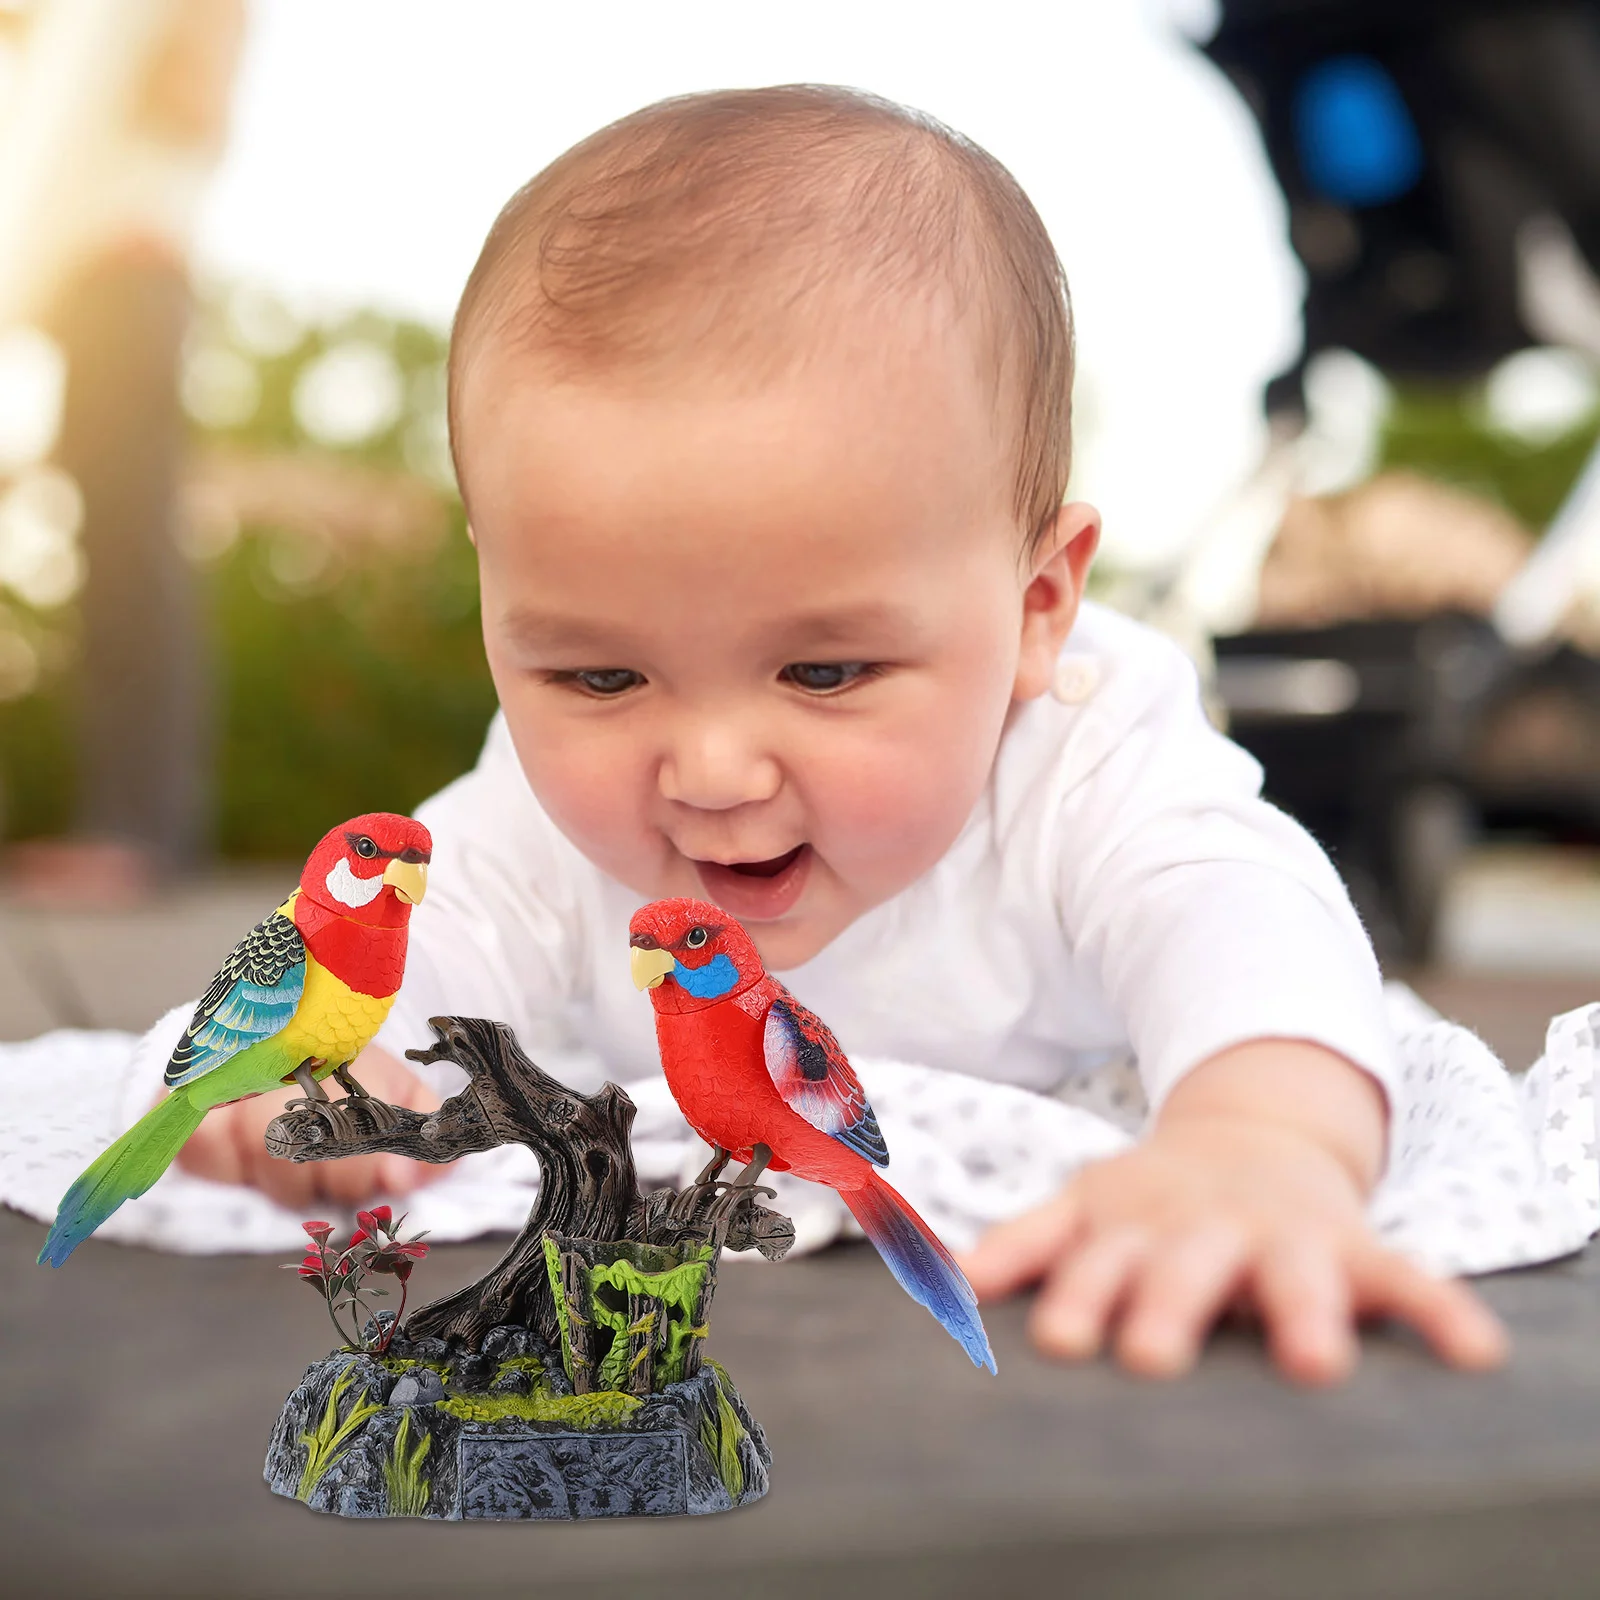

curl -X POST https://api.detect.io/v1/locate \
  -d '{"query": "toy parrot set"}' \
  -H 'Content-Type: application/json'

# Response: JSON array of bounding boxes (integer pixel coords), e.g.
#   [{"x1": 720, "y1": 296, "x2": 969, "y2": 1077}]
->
[{"x1": 38, "y1": 816, "x2": 993, "y2": 1521}]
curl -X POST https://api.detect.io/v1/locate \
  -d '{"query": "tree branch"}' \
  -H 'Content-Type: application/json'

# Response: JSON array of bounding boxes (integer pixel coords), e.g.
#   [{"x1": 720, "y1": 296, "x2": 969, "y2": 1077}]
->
[{"x1": 262, "y1": 1015, "x2": 791, "y2": 1352}]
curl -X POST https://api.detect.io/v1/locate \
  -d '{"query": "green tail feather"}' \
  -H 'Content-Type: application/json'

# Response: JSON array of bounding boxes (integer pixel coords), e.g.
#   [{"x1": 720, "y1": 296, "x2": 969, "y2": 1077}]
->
[{"x1": 37, "y1": 1091, "x2": 205, "y2": 1267}]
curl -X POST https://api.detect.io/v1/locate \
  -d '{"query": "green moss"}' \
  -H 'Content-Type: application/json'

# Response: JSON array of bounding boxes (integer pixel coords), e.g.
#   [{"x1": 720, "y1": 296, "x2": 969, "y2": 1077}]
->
[
  {"x1": 545, "y1": 1238, "x2": 715, "y2": 1391},
  {"x1": 700, "y1": 1360, "x2": 747, "y2": 1501},
  {"x1": 382, "y1": 1409, "x2": 433, "y2": 1516},
  {"x1": 543, "y1": 1236, "x2": 576, "y2": 1380},
  {"x1": 297, "y1": 1363, "x2": 383, "y2": 1501},
  {"x1": 440, "y1": 1389, "x2": 644, "y2": 1428},
  {"x1": 592, "y1": 1244, "x2": 715, "y2": 1389},
  {"x1": 490, "y1": 1354, "x2": 555, "y2": 1387}
]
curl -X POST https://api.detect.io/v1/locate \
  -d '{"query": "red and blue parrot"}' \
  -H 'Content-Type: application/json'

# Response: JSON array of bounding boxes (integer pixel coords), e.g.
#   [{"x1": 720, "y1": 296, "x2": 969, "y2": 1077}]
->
[{"x1": 630, "y1": 897, "x2": 996, "y2": 1373}]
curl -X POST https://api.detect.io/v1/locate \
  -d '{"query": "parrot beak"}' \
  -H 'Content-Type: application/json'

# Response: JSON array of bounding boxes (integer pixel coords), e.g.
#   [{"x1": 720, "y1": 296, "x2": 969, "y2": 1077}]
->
[
  {"x1": 631, "y1": 945, "x2": 676, "y2": 991},
  {"x1": 382, "y1": 858, "x2": 428, "y2": 906}
]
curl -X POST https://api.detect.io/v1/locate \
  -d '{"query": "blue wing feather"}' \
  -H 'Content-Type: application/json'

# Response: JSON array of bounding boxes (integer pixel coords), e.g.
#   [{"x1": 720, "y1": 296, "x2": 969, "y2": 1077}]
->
[
  {"x1": 762, "y1": 985, "x2": 889, "y2": 1167},
  {"x1": 163, "y1": 910, "x2": 306, "y2": 1089}
]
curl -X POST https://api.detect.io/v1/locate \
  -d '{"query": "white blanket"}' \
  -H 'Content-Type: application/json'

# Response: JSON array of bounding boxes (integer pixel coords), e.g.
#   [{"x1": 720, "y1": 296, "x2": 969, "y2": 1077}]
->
[{"x1": 3, "y1": 987, "x2": 1597, "y2": 1276}]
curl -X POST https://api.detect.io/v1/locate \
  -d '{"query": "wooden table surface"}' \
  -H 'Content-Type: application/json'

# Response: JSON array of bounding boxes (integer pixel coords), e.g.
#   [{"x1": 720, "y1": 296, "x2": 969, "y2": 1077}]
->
[{"x1": 6, "y1": 1204, "x2": 1600, "y2": 1600}]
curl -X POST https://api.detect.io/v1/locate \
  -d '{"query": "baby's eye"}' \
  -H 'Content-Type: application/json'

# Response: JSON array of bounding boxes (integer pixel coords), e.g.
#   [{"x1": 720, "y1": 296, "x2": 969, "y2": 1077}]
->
[
  {"x1": 781, "y1": 662, "x2": 873, "y2": 694},
  {"x1": 561, "y1": 668, "x2": 645, "y2": 697}
]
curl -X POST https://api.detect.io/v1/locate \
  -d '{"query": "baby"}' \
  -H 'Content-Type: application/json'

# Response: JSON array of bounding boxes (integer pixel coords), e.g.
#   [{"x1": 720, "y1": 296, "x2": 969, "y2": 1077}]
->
[{"x1": 178, "y1": 84, "x2": 1504, "y2": 1383}]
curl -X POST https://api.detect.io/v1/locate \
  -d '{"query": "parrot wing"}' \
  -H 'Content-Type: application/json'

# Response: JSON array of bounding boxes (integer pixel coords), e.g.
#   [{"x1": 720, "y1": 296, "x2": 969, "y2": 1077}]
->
[
  {"x1": 762, "y1": 984, "x2": 889, "y2": 1167},
  {"x1": 163, "y1": 908, "x2": 307, "y2": 1089}
]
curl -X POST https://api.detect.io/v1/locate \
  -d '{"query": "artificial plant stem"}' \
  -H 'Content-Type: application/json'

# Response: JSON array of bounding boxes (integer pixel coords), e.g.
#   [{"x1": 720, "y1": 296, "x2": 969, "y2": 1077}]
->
[
  {"x1": 381, "y1": 1278, "x2": 409, "y2": 1354},
  {"x1": 323, "y1": 1285, "x2": 358, "y2": 1350}
]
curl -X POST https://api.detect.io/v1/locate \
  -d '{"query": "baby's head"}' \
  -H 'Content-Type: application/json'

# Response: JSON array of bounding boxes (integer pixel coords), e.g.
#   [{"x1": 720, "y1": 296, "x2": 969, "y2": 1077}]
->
[{"x1": 449, "y1": 85, "x2": 1098, "y2": 969}]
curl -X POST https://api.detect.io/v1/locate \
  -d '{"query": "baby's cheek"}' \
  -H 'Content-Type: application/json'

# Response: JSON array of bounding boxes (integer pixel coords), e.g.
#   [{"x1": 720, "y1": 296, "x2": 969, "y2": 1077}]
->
[
  {"x1": 500, "y1": 702, "x2": 659, "y2": 879},
  {"x1": 810, "y1": 730, "x2": 986, "y2": 887},
  {"x1": 822, "y1": 667, "x2": 1008, "y2": 878},
  {"x1": 540, "y1": 757, "x2": 648, "y2": 866}
]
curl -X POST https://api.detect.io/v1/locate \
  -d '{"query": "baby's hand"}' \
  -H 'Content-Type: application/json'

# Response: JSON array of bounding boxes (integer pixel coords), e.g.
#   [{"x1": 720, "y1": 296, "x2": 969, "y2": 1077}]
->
[
  {"x1": 963, "y1": 1040, "x2": 1510, "y2": 1384},
  {"x1": 167, "y1": 1047, "x2": 444, "y2": 1211}
]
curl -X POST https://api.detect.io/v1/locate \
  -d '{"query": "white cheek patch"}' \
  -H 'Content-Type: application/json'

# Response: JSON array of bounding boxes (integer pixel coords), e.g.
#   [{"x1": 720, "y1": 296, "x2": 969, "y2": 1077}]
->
[{"x1": 325, "y1": 856, "x2": 385, "y2": 908}]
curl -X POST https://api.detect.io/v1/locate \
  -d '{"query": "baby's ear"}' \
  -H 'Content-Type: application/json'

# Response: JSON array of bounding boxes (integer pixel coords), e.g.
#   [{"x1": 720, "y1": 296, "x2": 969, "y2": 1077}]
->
[{"x1": 1013, "y1": 502, "x2": 1100, "y2": 702}]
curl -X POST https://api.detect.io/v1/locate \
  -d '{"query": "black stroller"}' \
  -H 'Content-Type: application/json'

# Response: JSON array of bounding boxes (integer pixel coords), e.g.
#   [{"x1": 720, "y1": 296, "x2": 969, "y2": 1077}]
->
[{"x1": 1200, "y1": 0, "x2": 1600, "y2": 959}]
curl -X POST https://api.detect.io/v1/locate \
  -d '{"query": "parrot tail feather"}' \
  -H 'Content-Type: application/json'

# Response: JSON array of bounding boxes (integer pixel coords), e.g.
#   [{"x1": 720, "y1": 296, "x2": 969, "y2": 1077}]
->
[
  {"x1": 842, "y1": 1170, "x2": 997, "y2": 1374},
  {"x1": 37, "y1": 1091, "x2": 205, "y2": 1267}
]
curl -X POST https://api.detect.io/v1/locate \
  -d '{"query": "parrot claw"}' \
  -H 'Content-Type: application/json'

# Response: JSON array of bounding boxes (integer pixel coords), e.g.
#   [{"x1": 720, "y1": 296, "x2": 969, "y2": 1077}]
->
[
  {"x1": 325, "y1": 1064, "x2": 401, "y2": 1131},
  {"x1": 699, "y1": 1180, "x2": 779, "y2": 1239},
  {"x1": 699, "y1": 1177, "x2": 777, "y2": 1202},
  {"x1": 332, "y1": 1063, "x2": 372, "y2": 1100},
  {"x1": 287, "y1": 1061, "x2": 331, "y2": 1108},
  {"x1": 337, "y1": 1093, "x2": 400, "y2": 1131},
  {"x1": 282, "y1": 1094, "x2": 400, "y2": 1141}
]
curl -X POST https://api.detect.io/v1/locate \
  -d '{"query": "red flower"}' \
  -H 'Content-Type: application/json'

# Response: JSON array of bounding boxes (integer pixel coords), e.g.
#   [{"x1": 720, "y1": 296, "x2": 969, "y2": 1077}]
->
[
  {"x1": 366, "y1": 1238, "x2": 429, "y2": 1278},
  {"x1": 284, "y1": 1212, "x2": 428, "y2": 1353}
]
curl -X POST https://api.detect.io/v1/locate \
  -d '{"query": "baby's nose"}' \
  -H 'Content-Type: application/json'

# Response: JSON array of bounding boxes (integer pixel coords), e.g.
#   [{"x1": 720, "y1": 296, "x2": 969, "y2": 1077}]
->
[{"x1": 658, "y1": 719, "x2": 782, "y2": 811}]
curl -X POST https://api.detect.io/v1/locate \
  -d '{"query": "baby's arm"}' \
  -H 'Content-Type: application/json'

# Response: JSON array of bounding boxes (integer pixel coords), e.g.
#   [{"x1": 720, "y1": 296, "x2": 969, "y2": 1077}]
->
[
  {"x1": 170, "y1": 1045, "x2": 444, "y2": 1209},
  {"x1": 965, "y1": 1039, "x2": 1507, "y2": 1382},
  {"x1": 979, "y1": 611, "x2": 1511, "y2": 1380}
]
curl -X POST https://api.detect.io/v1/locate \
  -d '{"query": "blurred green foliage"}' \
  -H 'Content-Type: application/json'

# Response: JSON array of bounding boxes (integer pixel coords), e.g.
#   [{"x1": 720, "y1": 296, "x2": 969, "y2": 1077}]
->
[
  {"x1": 0, "y1": 671, "x2": 75, "y2": 841},
  {"x1": 0, "y1": 289, "x2": 497, "y2": 860},
  {"x1": 1379, "y1": 385, "x2": 1600, "y2": 529},
  {"x1": 209, "y1": 517, "x2": 491, "y2": 860}
]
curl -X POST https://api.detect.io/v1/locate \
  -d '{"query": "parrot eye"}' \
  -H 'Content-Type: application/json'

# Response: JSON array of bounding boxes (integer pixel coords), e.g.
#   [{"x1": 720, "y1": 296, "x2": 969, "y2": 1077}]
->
[
  {"x1": 354, "y1": 836, "x2": 379, "y2": 860},
  {"x1": 685, "y1": 926, "x2": 709, "y2": 949}
]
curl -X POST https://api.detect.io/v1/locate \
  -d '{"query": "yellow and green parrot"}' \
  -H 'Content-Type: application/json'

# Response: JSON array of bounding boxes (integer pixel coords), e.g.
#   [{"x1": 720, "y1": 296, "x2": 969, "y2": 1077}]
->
[{"x1": 38, "y1": 812, "x2": 432, "y2": 1266}]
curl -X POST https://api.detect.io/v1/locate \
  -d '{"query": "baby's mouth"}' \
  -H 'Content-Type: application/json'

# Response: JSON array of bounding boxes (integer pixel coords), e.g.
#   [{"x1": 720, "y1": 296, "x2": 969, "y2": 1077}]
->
[{"x1": 692, "y1": 844, "x2": 811, "y2": 920}]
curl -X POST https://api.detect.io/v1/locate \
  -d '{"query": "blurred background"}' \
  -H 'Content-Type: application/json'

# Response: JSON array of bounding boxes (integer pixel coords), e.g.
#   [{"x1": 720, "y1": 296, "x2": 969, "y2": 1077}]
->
[{"x1": 3, "y1": 0, "x2": 1600, "y2": 1037}]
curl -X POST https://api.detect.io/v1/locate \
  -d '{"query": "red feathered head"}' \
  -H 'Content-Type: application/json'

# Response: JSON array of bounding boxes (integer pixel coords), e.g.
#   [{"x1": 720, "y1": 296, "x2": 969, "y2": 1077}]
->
[
  {"x1": 298, "y1": 813, "x2": 432, "y2": 926},
  {"x1": 629, "y1": 897, "x2": 766, "y2": 1014}
]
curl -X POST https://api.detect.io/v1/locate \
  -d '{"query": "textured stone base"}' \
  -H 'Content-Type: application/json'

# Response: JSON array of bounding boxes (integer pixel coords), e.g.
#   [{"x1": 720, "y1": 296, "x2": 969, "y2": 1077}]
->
[
  {"x1": 459, "y1": 1429, "x2": 691, "y2": 1518},
  {"x1": 264, "y1": 1326, "x2": 770, "y2": 1519}
]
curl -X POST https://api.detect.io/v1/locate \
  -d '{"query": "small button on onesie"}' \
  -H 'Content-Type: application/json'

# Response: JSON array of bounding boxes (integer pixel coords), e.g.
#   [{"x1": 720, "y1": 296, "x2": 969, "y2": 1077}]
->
[{"x1": 1052, "y1": 656, "x2": 1101, "y2": 705}]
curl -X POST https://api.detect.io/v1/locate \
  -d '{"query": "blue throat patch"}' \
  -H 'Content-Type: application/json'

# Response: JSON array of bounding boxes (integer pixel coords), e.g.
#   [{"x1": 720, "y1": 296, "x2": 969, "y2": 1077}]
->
[{"x1": 672, "y1": 953, "x2": 741, "y2": 999}]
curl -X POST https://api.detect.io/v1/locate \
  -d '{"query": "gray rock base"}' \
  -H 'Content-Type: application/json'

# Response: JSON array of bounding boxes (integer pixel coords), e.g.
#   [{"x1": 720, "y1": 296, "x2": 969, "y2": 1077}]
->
[{"x1": 264, "y1": 1325, "x2": 770, "y2": 1519}]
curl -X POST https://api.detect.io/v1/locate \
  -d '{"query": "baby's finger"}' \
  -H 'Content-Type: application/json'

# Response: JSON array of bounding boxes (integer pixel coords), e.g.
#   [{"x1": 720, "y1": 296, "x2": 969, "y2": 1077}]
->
[
  {"x1": 1254, "y1": 1239, "x2": 1356, "y2": 1385},
  {"x1": 235, "y1": 1100, "x2": 319, "y2": 1209},
  {"x1": 1116, "y1": 1223, "x2": 1251, "y2": 1379},
  {"x1": 314, "y1": 1154, "x2": 392, "y2": 1207},
  {"x1": 175, "y1": 1115, "x2": 245, "y2": 1186},
  {"x1": 379, "y1": 1155, "x2": 443, "y2": 1193},
  {"x1": 961, "y1": 1191, "x2": 1080, "y2": 1300},
  {"x1": 248, "y1": 1143, "x2": 319, "y2": 1210},
  {"x1": 1353, "y1": 1250, "x2": 1509, "y2": 1371},
  {"x1": 1029, "y1": 1225, "x2": 1150, "y2": 1361}
]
